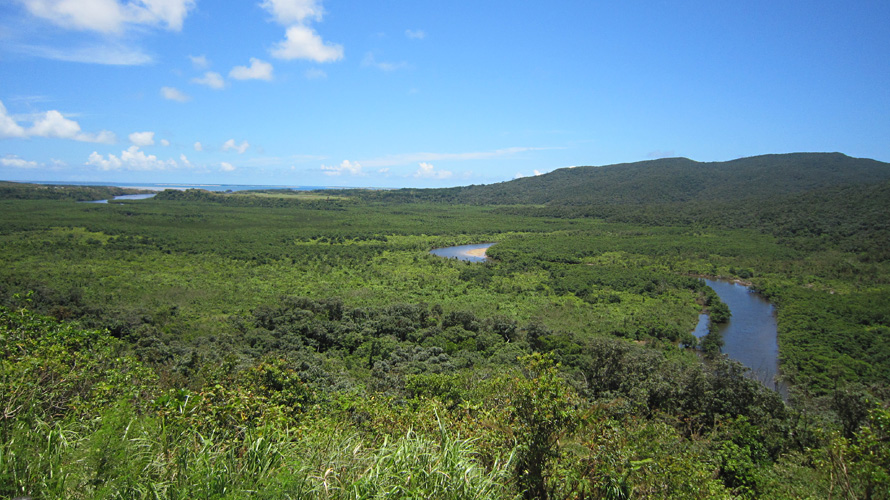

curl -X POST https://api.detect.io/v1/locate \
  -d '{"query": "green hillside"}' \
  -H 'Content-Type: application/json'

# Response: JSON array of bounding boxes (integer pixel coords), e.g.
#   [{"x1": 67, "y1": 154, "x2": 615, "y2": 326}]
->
[{"x1": 341, "y1": 152, "x2": 890, "y2": 206}]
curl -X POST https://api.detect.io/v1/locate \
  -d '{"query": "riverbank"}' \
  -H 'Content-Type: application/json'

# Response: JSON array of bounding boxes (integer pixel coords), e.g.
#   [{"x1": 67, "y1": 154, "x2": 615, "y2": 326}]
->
[{"x1": 464, "y1": 248, "x2": 488, "y2": 258}]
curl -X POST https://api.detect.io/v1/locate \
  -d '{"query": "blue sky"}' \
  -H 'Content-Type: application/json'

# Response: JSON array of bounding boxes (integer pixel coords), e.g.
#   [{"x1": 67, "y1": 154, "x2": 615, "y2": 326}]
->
[{"x1": 1, "y1": 1, "x2": 889, "y2": 188}]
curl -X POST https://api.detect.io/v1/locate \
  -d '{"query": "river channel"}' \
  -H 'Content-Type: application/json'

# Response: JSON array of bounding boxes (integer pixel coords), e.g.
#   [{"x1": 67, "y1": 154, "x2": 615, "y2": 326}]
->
[
  {"x1": 430, "y1": 244, "x2": 785, "y2": 395},
  {"x1": 84, "y1": 193, "x2": 157, "y2": 203},
  {"x1": 694, "y1": 279, "x2": 787, "y2": 396},
  {"x1": 429, "y1": 243, "x2": 494, "y2": 262}
]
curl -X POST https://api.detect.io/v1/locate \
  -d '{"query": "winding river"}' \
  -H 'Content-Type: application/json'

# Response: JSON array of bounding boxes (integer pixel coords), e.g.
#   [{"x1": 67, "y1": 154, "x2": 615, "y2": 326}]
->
[
  {"x1": 84, "y1": 193, "x2": 157, "y2": 204},
  {"x1": 430, "y1": 244, "x2": 785, "y2": 395},
  {"x1": 695, "y1": 279, "x2": 787, "y2": 396}
]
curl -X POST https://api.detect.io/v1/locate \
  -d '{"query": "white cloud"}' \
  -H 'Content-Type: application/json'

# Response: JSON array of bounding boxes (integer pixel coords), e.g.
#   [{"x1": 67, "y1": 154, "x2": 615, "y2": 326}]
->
[
  {"x1": 270, "y1": 25, "x2": 343, "y2": 62},
  {"x1": 193, "y1": 141, "x2": 203, "y2": 151},
  {"x1": 1, "y1": 99, "x2": 114, "y2": 142},
  {"x1": 161, "y1": 86, "x2": 190, "y2": 102},
  {"x1": 304, "y1": 68, "x2": 327, "y2": 79},
  {"x1": 1, "y1": 155, "x2": 39, "y2": 168},
  {"x1": 261, "y1": 0, "x2": 323, "y2": 25},
  {"x1": 222, "y1": 139, "x2": 250, "y2": 154},
  {"x1": 191, "y1": 71, "x2": 226, "y2": 89},
  {"x1": 19, "y1": 0, "x2": 196, "y2": 34},
  {"x1": 321, "y1": 160, "x2": 363, "y2": 176},
  {"x1": 29, "y1": 110, "x2": 116, "y2": 143},
  {"x1": 189, "y1": 54, "x2": 209, "y2": 69},
  {"x1": 0, "y1": 101, "x2": 27, "y2": 138},
  {"x1": 413, "y1": 162, "x2": 452, "y2": 179},
  {"x1": 361, "y1": 52, "x2": 408, "y2": 72},
  {"x1": 220, "y1": 162, "x2": 236, "y2": 172},
  {"x1": 11, "y1": 43, "x2": 153, "y2": 65},
  {"x1": 515, "y1": 169, "x2": 545, "y2": 179},
  {"x1": 160, "y1": 139, "x2": 170, "y2": 146},
  {"x1": 405, "y1": 29, "x2": 425, "y2": 39},
  {"x1": 86, "y1": 146, "x2": 178, "y2": 171},
  {"x1": 179, "y1": 154, "x2": 191, "y2": 166},
  {"x1": 229, "y1": 58, "x2": 274, "y2": 81},
  {"x1": 129, "y1": 131, "x2": 155, "y2": 146}
]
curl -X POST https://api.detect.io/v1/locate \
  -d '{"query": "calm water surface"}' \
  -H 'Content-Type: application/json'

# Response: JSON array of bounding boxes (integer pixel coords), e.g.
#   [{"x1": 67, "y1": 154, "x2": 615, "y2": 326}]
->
[
  {"x1": 698, "y1": 279, "x2": 786, "y2": 396},
  {"x1": 429, "y1": 243, "x2": 494, "y2": 262},
  {"x1": 84, "y1": 193, "x2": 157, "y2": 203}
]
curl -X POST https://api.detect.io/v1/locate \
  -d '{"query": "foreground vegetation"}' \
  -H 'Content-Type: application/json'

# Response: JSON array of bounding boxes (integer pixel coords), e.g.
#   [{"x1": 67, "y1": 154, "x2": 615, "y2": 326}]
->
[{"x1": 1, "y1": 157, "x2": 889, "y2": 498}]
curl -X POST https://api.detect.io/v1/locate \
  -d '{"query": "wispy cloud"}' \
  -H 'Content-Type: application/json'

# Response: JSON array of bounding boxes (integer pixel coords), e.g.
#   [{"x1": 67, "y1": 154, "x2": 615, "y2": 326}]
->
[
  {"x1": 321, "y1": 160, "x2": 363, "y2": 176},
  {"x1": 361, "y1": 52, "x2": 408, "y2": 72},
  {"x1": 161, "y1": 86, "x2": 190, "y2": 102},
  {"x1": 359, "y1": 147, "x2": 552, "y2": 168},
  {"x1": 405, "y1": 29, "x2": 426, "y2": 40},
  {"x1": 192, "y1": 71, "x2": 226, "y2": 89},
  {"x1": 229, "y1": 58, "x2": 274, "y2": 81},
  {"x1": 1, "y1": 155, "x2": 40, "y2": 169},
  {"x1": 189, "y1": 54, "x2": 210, "y2": 69},
  {"x1": 220, "y1": 162, "x2": 236, "y2": 172},
  {"x1": 10, "y1": 43, "x2": 154, "y2": 65}
]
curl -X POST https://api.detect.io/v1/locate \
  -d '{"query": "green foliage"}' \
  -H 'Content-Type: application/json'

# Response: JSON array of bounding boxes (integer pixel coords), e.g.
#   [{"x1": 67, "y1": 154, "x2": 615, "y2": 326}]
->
[
  {"x1": 505, "y1": 353, "x2": 582, "y2": 499},
  {"x1": 0, "y1": 167, "x2": 889, "y2": 499}
]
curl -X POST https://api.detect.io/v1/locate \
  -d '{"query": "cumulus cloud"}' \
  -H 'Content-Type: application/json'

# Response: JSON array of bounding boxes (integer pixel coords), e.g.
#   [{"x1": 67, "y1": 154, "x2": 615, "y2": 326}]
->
[
  {"x1": 321, "y1": 160, "x2": 363, "y2": 176},
  {"x1": 222, "y1": 139, "x2": 250, "y2": 154},
  {"x1": 193, "y1": 141, "x2": 203, "y2": 151},
  {"x1": 1, "y1": 155, "x2": 39, "y2": 168},
  {"x1": 19, "y1": 0, "x2": 196, "y2": 34},
  {"x1": 161, "y1": 86, "x2": 190, "y2": 102},
  {"x1": 270, "y1": 25, "x2": 343, "y2": 62},
  {"x1": 29, "y1": 110, "x2": 116, "y2": 143},
  {"x1": 413, "y1": 162, "x2": 452, "y2": 179},
  {"x1": 361, "y1": 52, "x2": 408, "y2": 72},
  {"x1": 0, "y1": 101, "x2": 27, "y2": 138},
  {"x1": 128, "y1": 131, "x2": 155, "y2": 146},
  {"x1": 229, "y1": 58, "x2": 274, "y2": 81},
  {"x1": 191, "y1": 71, "x2": 226, "y2": 89},
  {"x1": 160, "y1": 139, "x2": 170, "y2": 146},
  {"x1": 220, "y1": 162, "x2": 236, "y2": 172},
  {"x1": 179, "y1": 154, "x2": 191, "y2": 166},
  {"x1": 405, "y1": 29, "x2": 425, "y2": 39},
  {"x1": 261, "y1": 0, "x2": 323, "y2": 25},
  {"x1": 86, "y1": 146, "x2": 177, "y2": 171},
  {"x1": 1, "y1": 99, "x2": 114, "y2": 142}
]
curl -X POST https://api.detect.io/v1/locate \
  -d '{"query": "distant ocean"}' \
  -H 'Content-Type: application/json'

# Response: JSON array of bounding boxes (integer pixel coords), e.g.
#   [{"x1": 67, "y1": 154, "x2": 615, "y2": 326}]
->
[{"x1": 21, "y1": 181, "x2": 337, "y2": 192}]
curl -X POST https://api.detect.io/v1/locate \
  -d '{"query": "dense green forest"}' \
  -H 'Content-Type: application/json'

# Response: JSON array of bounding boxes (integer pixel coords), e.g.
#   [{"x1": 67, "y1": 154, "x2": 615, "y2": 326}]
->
[{"x1": 2, "y1": 153, "x2": 889, "y2": 499}]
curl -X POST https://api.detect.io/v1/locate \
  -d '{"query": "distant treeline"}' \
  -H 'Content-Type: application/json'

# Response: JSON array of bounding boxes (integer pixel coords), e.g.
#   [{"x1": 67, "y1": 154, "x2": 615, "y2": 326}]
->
[{"x1": 0, "y1": 181, "x2": 151, "y2": 201}]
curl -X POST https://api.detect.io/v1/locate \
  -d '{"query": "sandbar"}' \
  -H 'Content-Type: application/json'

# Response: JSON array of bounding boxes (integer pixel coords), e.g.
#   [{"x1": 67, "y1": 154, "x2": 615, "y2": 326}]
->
[{"x1": 463, "y1": 248, "x2": 488, "y2": 258}]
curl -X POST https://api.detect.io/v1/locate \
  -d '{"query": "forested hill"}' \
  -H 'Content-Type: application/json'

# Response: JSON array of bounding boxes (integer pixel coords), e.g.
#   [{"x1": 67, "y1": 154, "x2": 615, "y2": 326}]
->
[{"x1": 340, "y1": 153, "x2": 890, "y2": 205}]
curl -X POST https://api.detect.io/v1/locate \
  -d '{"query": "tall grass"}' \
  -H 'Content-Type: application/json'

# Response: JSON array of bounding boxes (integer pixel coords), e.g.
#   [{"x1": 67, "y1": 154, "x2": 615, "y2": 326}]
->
[{"x1": 1, "y1": 408, "x2": 513, "y2": 499}]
